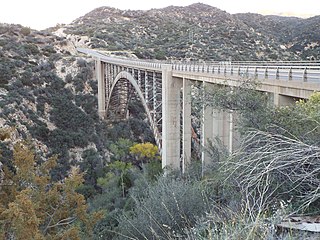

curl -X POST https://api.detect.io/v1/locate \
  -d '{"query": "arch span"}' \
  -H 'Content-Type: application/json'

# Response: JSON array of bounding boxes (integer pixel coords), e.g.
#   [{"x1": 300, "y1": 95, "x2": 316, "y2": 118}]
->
[{"x1": 106, "y1": 71, "x2": 162, "y2": 152}]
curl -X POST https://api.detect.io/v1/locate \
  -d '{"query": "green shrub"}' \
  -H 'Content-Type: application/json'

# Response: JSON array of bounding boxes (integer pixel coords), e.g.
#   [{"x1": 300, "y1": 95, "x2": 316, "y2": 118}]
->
[
  {"x1": 116, "y1": 176, "x2": 212, "y2": 239},
  {"x1": 20, "y1": 26, "x2": 31, "y2": 36}
]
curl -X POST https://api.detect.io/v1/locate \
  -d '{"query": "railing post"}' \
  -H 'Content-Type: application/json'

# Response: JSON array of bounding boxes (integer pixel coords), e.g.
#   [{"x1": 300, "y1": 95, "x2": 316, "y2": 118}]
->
[
  {"x1": 276, "y1": 67, "x2": 279, "y2": 80},
  {"x1": 303, "y1": 67, "x2": 307, "y2": 82},
  {"x1": 264, "y1": 67, "x2": 268, "y2": 80},
  {"x1": 288, "y1": 67, "x2": 292, "y2": 81},
  {"x1": 254, "y1": 67, "x2": 258, "y2": 79}
]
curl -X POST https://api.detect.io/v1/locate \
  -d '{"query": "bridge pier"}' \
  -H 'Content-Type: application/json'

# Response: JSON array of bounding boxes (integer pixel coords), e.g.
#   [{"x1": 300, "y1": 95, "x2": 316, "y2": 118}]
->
[
  {"x1": 202, "y1": 102, "x2": 214, "y2": 171},
  {"x1": 201, "y1": 85, "x2": 239, "y2": 169},
  {"x1": 96, "y1": 59, "x2": 106, "y2": 119},
  {"x1": 162, "y1": 64, "x2": 183, "y2": 169},
  {"x1": 182, "y1": 78, "x2": 192, "y2": 173}
]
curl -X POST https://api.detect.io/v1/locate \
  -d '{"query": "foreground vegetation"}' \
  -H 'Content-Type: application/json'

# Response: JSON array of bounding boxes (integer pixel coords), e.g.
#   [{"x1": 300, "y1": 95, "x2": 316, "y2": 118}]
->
[{"x1": 2, "y1": 84, "x2": 320, "y2": 239}]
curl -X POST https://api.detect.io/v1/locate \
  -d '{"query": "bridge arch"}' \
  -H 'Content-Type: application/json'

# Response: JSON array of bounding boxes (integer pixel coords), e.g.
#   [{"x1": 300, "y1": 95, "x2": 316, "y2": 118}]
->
[{"x1": 105, "y1": 71, "x2": 162, "y2": 151}]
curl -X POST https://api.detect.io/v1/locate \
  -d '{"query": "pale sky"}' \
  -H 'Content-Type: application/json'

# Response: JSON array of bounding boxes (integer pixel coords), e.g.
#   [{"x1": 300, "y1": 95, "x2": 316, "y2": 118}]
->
[{"x1": 1, "y1": 0, "x2": 319, "y2": 30}]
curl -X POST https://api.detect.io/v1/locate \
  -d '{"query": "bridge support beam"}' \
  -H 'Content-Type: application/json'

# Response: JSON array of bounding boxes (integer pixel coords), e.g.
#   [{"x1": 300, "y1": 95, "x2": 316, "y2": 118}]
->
[
  {"x1": 96, "y1": 59, "x2": 106, "y2": 119},
  {"x1": 162, "y1": 65, "x2": 182, "y2": 170},
  {"x1": 182, "y1": 78, "x2": 192, "y2": 173}
]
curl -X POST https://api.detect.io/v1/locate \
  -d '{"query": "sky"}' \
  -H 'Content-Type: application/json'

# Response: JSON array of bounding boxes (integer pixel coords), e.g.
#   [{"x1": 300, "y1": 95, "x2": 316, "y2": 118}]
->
[{"x1": 0, "y1": 0, "x2": 319, "y2": 30}]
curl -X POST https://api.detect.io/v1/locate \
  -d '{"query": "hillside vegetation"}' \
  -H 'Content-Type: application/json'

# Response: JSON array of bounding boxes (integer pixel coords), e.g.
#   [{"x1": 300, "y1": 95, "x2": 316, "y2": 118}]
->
[
  {"x1": 0, "y1": 2, "x2": 320, "y2": 239},
  {"x1": 63, "y1": 3, "x2": 319, "y2": 60}
]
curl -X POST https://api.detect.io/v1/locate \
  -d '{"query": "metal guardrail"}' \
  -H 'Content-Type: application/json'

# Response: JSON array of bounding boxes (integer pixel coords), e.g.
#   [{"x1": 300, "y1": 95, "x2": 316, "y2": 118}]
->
[
  {"x1": 78, "y1": 48, "x2": 320, "y2": 83},
  {"x1": 172, "y1": 63, "x2": 320, "y2": 83},
  {"x1": 78, "y1": 48, "x2": 163, "y2": 70}
]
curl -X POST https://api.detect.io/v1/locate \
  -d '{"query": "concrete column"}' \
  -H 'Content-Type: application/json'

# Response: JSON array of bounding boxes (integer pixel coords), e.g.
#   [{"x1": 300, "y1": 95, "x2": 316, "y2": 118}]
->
[
  {"x1": 229, "y1": 111, "x2": 240, "y2": 152},
  {"x1": 201, "y1": 100, "x2": 214, "y2": 173},
  {"x1": 182, "y1": 78, "x2": 192, "y2": 174},
  {"x1": 213, "y1": 107, "x2": 240, "y2": 153},
  {"x1": 96, "y1": 59, "x2": 106, "y2": 119},
  {"x1": 215, "y1": 109, "x2": 238, "y2": 153},
  {"x1": 212, "y1": 109, "x2": 223, "y2": 143},
  {"x1": 223, "y1": 111, "x2": 231, "y2": 150},
  {"x1": 202, "y1": 87, "x2": 237, "y2": 159},
  {"x1": 162, "y1": 64, "x2": 182, "y2": 170},
  {"x1": 201, "y1": 82, "x2": 214, "y2": 173}
]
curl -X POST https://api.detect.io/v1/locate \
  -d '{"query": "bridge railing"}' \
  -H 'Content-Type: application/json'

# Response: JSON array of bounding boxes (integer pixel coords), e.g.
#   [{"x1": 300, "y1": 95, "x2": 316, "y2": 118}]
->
[
  {"x1": 78, "y1": 48, "x2": 320, "y2": 83},
  {"x1": 172, "y1": 63, "x2": 320, "y2": 83},
  {"x1": 78, "y1": 47, "x2": 163, "y2": 70}
]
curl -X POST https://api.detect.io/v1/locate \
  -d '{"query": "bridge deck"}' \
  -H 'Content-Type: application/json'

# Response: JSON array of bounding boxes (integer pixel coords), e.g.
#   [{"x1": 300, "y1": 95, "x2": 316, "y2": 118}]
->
[{"x1": 78, "y1": 48, "x2": 320, "y2": 99}]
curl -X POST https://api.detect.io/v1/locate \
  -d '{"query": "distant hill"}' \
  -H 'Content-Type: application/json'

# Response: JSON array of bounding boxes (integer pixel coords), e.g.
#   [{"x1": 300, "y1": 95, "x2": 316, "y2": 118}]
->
[
  {"x1": 60, "y1": 3, "x2": 319, "y2": 60},
  {"x1": 235, "y1": 13, "x2": 320, "y2": 60}
]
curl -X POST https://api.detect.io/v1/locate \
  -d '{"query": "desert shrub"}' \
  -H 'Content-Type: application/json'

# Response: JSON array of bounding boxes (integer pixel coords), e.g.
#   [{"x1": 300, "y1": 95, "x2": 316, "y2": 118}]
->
[
  {"x1": 42, "y1": 45, "x2": 56, "y2": 56},
  {"x1": 20, "y1": 26, "x2": 31, "y2": 36},
  {"x1": 115, "y1": 176, "x2": 212, "y2": 239},
  {"x1": 225, "y1": 129, "x2": 320, "y2": 214}
]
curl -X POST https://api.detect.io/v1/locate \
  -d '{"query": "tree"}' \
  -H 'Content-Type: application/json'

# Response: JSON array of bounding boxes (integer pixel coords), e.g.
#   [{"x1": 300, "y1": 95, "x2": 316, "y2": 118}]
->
[
  {"x1": 129, "y1": 142, "x2": 160, "y2": 161},
  {"x1": 0, "y1": 141, "x2": 103, "y2": 240},
  {"x1": 130, "y1": 142, "x2": 162, "y2": 179},
  {"x1": 109, "y1": 138, "x2": 135, "y2": 162}
]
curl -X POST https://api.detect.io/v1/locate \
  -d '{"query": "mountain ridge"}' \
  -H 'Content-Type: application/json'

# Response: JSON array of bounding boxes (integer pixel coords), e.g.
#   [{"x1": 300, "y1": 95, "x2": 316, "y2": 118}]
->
[{"x1": 63, "y1": 2, "x2": 319, "y2": 61}]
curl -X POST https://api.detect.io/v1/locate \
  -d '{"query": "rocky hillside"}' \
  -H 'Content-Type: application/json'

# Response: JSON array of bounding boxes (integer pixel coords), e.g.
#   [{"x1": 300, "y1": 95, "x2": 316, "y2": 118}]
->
[
  {"x1": 0, "y1": 24, "x2": 152, "y2": 183},
  {"x1": 235, "y1": 14, "x2": 320, "y2": 60},
  {"x1": 0, "y1": 23, "x2": 101, "y2": 176},
  {"x1": 61, "y1": 3, "x2": 319, "y2": 61}
]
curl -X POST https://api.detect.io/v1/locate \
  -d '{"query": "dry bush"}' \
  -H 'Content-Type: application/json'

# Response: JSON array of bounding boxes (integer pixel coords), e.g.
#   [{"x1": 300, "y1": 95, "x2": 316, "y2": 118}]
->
[{"x1": 225, "y1": 128, "x2": 320, "y2": 215}]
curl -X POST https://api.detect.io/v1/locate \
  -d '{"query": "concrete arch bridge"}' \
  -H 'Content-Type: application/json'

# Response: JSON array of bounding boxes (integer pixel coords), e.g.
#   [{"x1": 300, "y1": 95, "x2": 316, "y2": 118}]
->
[{"x1": 78, "y1": 48, "x2": 320, "y2": 172}]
